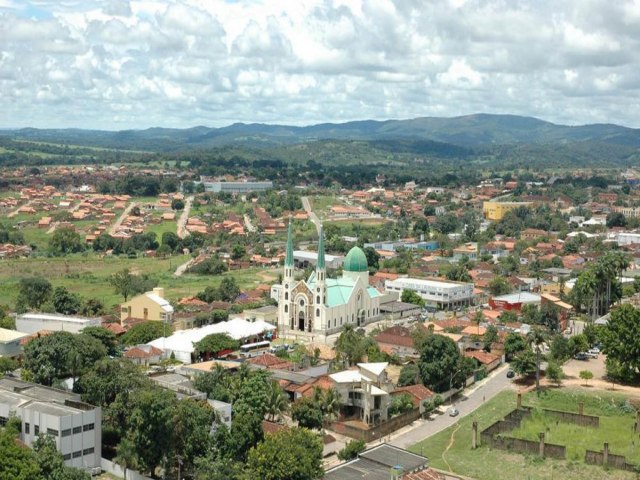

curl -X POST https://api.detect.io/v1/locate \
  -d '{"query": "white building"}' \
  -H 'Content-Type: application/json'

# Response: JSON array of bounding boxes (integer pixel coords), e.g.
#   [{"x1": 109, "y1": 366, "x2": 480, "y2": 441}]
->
[
  {"x1": 16, "y1": 313, "x2": 101, "y2": 335},
  {"x1": 277, "y1": 224, "x2": 382, "y2": 336},
  {"x1": 385, "y1": 277, "x2": 474, "y2": 310},
  {"x1": 329, "y1": 362, "x2": 393, "y2": 425},
  {"x1": 293, "y1": 250, "x2": 344, "y2": 269},
  {"x1": 0, "y1": 377, "x2": 101, "y2": 472},
  {"x1": 615, "y1": 232, "x2": 640, "y2": 246},
  {"x1": 0, "y1": 327, "x2": 29, "y2": 358}
]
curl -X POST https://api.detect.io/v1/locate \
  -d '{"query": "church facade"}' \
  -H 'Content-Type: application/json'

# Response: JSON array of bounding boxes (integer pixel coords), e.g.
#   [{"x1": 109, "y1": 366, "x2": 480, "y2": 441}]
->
[{"x1": 277, "y1": 223, "x2": 382, "y2": 336}]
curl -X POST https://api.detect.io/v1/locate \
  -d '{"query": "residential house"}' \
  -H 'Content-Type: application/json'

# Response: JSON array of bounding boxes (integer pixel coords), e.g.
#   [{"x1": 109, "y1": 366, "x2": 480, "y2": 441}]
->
[
  {"x1": 123, "y1": 344, "x2": 164, "y2": 366},
  {"x1": 119, "y1": 287, "x2": 174, "y2": 326},
  {"x1": 392, "y1": 384, "x2": 434, "y2": 415}
]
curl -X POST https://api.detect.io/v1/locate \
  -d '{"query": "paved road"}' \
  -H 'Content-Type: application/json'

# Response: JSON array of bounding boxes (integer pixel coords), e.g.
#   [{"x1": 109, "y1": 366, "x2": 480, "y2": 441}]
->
[
  {"x1": 177, "y1": 196, "x2": 194, "y2": 239},
  {"x1": 109, "y1": 201, "x2": 138, "y2": 235},
  {"x1": 390, "y1": 363, "x2": 514, "y2": 449},
  {"x1": 174, "y1": 258, "x2": 194, "y2": 277},
  {"x1": 301, "y1": 196, "x2": 321, "y2": 234}
]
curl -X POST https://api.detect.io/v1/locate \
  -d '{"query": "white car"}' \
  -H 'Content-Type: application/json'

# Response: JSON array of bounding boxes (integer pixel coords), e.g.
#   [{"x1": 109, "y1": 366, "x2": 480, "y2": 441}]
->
[{"x1": 448, "y1": 407, "x2": 459, "y2": 417}]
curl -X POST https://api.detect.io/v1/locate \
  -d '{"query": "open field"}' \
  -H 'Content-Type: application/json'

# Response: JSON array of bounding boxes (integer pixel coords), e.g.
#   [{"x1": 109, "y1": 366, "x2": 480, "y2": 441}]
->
[
  {"x1": 0, "y1": 254, "x2": 277, "y2": 310},
  {"x1": 410, "y1": 389, "x2": 639, "y2": 480}
]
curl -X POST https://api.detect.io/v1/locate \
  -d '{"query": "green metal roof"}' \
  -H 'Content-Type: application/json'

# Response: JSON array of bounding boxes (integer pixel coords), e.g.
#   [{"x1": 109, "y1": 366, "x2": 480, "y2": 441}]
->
[
  {"x1": 344, "y1": 246, "x2": 368, "y2": 272},
  {"x1": 317, "y1": 226, "x2": 325, "y2": 270},
  {"x1": 285, "y1": 221, "x2": 293, "y2": 267},
  {"x1": 306, "y1": 277, "x2": 380, "y2": 308}
]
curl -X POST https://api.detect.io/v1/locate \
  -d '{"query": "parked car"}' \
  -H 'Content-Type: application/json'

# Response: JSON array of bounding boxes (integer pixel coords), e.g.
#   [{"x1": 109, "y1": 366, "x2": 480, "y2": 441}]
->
[
  {"x1": 506, "y1": 370, "x2": 515, "y2": 378},
  {"x1": 574, "y1": 352, "x2": 588, "y2": 360},
  {"x1": 448, "y1": 407, "x2": 459, "y2": 417},
  {"x1": 586, "y1": 350, "x2": 599, "y2": 358},
  {"x1": 589, "y1": 347, "x2": 600, "y2": 354}
]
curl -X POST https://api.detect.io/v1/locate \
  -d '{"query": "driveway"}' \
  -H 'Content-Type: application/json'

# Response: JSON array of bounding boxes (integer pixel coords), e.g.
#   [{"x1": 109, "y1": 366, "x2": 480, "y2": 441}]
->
[
  {"x1": 390, "y1": 363, "x2": 515, "y2": 449},
  {"x1": 301, "y1": 196, "x2": 321, "y2": 234}
]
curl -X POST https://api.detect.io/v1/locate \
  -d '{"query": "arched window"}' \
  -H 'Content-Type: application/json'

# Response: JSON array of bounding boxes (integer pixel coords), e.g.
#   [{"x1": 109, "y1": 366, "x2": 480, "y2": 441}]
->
[
  {"x1": 316, "y1": 308, "x2": 320, "y2": 317},
  {"x1": 284, "y1": 305, "x2": 288, "y2": 313},
  {"x1": 316, "y1": 295, "x2": 320, "y2": 303},
  {"x1": 284, "y1": 292, "x2": 288, "y2": 300},
  {"x1": 299, "y1": 299, "x2": 305, "y2": 307}
]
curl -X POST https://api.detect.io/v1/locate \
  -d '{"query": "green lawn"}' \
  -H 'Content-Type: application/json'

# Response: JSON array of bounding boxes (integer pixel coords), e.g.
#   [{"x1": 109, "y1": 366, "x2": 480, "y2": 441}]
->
[
  {"x1": 145, "y1": 219, "x2": 177, "y2": 239},
  {"x1": 410, "y1": 389, "x2": 639, "y2": 480}
]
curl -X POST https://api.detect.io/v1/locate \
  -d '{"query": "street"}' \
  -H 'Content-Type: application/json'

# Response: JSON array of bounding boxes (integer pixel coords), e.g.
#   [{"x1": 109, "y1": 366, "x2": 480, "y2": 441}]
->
[
  {"x1": 301, "y1": 196, "x2": 321, "y2": 235},
  {"x1": 390, "y1": 363, "x2": 514, "y2": 449}
]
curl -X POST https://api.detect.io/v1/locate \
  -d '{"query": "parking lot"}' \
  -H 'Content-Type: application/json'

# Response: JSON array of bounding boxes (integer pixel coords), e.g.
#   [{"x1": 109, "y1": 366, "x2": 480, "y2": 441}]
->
[{"x1": 563, "y1": 352, "x2": 606, "y2": 381}]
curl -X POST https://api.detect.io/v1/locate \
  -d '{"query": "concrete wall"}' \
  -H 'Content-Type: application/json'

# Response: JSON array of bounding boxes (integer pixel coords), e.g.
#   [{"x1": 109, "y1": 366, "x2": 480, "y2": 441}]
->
[{"x1": 101, "y1": 458, "x2": 153, "y2": 480}]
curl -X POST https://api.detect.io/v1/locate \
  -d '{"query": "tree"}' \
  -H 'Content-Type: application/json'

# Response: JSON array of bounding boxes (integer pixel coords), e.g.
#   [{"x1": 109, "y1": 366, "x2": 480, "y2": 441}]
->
[
  {"x1": 549, "y1": 334, "x2": 571, "y2": 361},
  {"x1": 363, "y1": 247, "x2": 380, "y2": 270},
  {"x1": 504, "y1": 332, "x2": 527, "y2": 360},
  {"x1": 48, "y1": 227, "x2": 85, "y2": 255},
  {"x1": 388, "y1": 393, "x2": 415, "y2": 416},
  {"x1": 483, "y1": 324, "x2": 499, "y2": 351},
  {"x1": 418, "y1": 334, "x2": 462, "y2": 392},
  {"x1": 114, "y1": 437, "x2": 137, "y2": 480},
  {"x1": 126, "y1": 388, "x2": 176, "y2": 476},
  {"x1": 601, "y1": 304, "x2": 640, "y2": 381},
  {"x1": 413, "y1": 218, "x2": 430, "y2": 236},
  {"x1": 579, "y1": 370, "x2": 594, "y2": 386},
  {"x1": 110, "y1": 269, "x2": 135, "y2": 302},
  {"x1": 545, "y1": 362, "x2": 564, "y2": 387},
  {"x1": 335, "y1": 324, "x2": 368, "y2": 366},
  {"x1": 51, "y1": 286, "x2": 81, "y2": 315},
  {"x1": 194, "y1": 334, "x2": 240, "y2": 359},
  {"x1": 79, "y1": 297, "x2": 104, "y2": 317},
  {"x1": 291, "y1": 397, "x2": 324, "y2": 430},
  {"x1": 172, "y1": 399, "x2": 218, "y2": 477},
  {"x1": 540, "y1": 302, "x2": 560, "y2": 332},
  {"x1": 16, "y1": 277, "x2": 52, "y2": 312},
  {"x1": 33, "y1": 434, "x2": 90, "y2": 479},
  {"x1": 528, "y1": 327, "x2": 546, "y2": 394},
  {"x1": 246, "y1": 427, "x2": 323, "y2": 480},
  {"x1": 488, "y1": 276, "x2": 511, "y2": 296},
  {"x1": 511, "y1": 349, "x2": 536, "y2": 377},
  {"x1": 23, "y1": 331, "x2": 106, "y2": 386},
  {"x1": 171, "y1": 198, "x2": 185, "y2": 210},
  {"x1": 337, "y1": 439, "x2": 366, "y2": 461},
  {"x1": 0, "y1": 424, "x2": 41, "y2": 480},
  {"x1": 121, "y1": 321, "x2": 166, "y2": 346},
  {"x1": 231, "y1": 244, "x2": 245, "y2": 260},
  {"x1": 444, "y1": 263, "x2": 471, "y2": 282},
  {"x1": 499, "y1": 310, "x2": 518, "y2": 324},
  {"x1": 568, "y1": 333, "x2": 589, "y2": 356},
  {"x1": 161, "y1": 231, "x2": 180, "y2": 251},
  {"x1": 606, "y1": 212, "x2": 627, "y2": 228},
  {"x1": 265, "y1": 380, "x2": 289, "y2": 422},
  {"x1": 0, "y1": 357, "x2": 17, "y2": 374},
  {"x1": 81, "y1": 326, "x2": 118, "y2": 356},
  {"x1": 398, "y1": 364, "x2": 420, "y2": 386},
  {"x1": 401, "y1": 289, "x2": 425, "y2": 307},
  {"x1": 218, "y1": 277, "x2": 241, "y2": 302}
]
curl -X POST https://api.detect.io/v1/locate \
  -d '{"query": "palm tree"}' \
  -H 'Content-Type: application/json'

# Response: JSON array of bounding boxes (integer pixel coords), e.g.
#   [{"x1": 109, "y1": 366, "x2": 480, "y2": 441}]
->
[
  {"x1": 265, "y1": 380, "x2": 288, "y2": 422},
  {"x1": 322, "y1": 388, "x2": 342, "y2": 422},
  {"x1": 527, "y1": 327, "x2": 546, "y2": 396}
]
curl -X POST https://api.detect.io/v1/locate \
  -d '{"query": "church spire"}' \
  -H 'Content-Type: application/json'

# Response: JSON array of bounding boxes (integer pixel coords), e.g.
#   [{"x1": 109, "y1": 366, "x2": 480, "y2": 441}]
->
[
  {"x1": 285, "y1": 218, "x2": 294, "y2": 267},
  {"x1": 317, "y1": 225, "x2": 325, "y2": 270}
]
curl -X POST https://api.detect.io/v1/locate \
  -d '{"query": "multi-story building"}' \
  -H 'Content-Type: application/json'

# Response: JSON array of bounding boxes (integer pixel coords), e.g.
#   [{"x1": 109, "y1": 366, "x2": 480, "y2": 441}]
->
[
  {"x1": 0, "y1": 377, "x2": 101, "y2": 472},
  {"x1": 196, "y1": 179, "x2": 273, "y2": 194},
  {"x1": 385, "y1": 277, "x2": 474, "y2": 310},
  {"x1": 482, "y1": 201, "x2": 532, "y2": 221}
]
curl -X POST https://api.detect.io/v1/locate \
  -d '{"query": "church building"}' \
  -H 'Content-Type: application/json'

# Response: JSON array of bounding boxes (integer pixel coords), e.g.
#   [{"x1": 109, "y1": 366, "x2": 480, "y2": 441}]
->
[{"x1": 277, "y1": 222, "x2": 382, "y2": 336}]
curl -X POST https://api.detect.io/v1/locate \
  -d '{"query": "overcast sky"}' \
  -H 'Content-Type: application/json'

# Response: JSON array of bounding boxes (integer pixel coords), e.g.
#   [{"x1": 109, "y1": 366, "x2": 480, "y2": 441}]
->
[{"x1": 1, "y1": 0, "x2": 640, "y2": 130}]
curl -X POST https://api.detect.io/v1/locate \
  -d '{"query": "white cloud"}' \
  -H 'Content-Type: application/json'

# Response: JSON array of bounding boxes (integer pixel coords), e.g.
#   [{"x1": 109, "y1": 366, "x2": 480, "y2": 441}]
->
[{"x1": 0, "y1": 0, "x2": 640, "y2": 129}]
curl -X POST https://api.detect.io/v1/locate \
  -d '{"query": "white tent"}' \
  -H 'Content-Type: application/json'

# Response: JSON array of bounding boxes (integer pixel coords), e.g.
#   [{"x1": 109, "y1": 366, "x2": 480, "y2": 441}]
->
[{"x1": 148, "y1": 317, "x2": 276, "y2": 364}]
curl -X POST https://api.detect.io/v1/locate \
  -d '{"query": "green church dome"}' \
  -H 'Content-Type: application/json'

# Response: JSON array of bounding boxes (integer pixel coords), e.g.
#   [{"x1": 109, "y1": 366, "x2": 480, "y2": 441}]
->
[{"x1": 343, "y1": 246, "x2": 368, "y2": 272}]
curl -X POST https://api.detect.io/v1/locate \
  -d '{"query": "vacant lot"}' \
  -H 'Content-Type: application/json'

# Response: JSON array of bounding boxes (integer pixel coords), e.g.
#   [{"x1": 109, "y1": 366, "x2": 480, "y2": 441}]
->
[
  {"x1": 411, "y1": 389, "x2": 639, "y2": 480},
  {"x1": 0, "y1": 254, "x2": 277, "y2": 310}
]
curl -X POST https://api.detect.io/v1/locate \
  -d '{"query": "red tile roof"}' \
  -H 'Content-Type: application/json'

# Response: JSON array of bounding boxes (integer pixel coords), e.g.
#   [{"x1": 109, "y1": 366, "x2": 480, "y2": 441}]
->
[
  {"x1": 375, "y1": 326, "x2": 415, "y2": 349},
  {"x1": 394, "y1": 384, "x2": 434, "y2": 404}
]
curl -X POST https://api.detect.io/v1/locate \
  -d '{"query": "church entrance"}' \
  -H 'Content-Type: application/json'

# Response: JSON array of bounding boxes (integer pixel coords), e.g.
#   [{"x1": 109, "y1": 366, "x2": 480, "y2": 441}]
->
[
  {"x1": 298, "y1": 311, "x2": 305, "y2": 331},
  {"x1": 357, "y1": 310, "x2": 365, "y2": 327}
]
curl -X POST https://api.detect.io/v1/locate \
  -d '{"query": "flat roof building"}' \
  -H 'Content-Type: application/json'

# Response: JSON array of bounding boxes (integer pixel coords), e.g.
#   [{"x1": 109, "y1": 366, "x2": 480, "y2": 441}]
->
[
  {"x1": 16, "y1": 313, "x2": 101, "y2": 335},
  {"x1": 196, "y1": 179, "x2": 273, "y2": 194},
  {"x1": 0, "y1": 327, "x2": 29, "y2": 358},
  {"x1": 385, "y1": 277, "x2": 474, "y2": 310},
  {"x1": 0, "y1": 376, "x2": 101, "y2": 473},
  {"x1": 293, "y1": 250, "x2": 344, "y2": 269}
]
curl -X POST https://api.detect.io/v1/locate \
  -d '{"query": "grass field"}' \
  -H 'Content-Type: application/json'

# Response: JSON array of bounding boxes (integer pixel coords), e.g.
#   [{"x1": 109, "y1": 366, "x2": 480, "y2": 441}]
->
[
  {"x1": 0, "y1": 254, "x2": 277, "y2": 310},
  {"x1": 410, "y1": 389, "x2": 639, "y2": 480}
]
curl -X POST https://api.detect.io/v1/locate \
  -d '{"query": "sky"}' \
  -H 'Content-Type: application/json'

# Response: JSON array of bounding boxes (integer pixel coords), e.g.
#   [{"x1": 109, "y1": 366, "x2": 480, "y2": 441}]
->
[{"x1": 1, "y1": 0, "x2": 640, "y2": 130}]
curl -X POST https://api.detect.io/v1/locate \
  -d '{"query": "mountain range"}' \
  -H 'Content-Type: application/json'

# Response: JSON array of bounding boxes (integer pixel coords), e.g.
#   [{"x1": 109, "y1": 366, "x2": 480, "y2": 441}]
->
[{"x1": 3, "y1": 114, "x2": 640, "y2": 153}]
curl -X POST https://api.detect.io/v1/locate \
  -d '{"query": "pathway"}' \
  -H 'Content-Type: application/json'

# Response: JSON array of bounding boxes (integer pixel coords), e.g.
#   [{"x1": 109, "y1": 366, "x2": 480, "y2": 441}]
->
[
  {"x1": 109, "y1": 201, "x2": 138, "y2": 235},
  {"x1": 177, "y1": 195, "x2": 194, "y2": 239},
  {"x1": 301, "y1": 196, "x2": 321, "y2": 234},
  {"x1": 244, "y1": 214, "x2": 256, "y2": 233},
  {"x1": 174, "y1": 257, "x2": 194, "y2": 277},
  {"x1": 6, "y1": 199, "x2": 34, "y2": 218}
]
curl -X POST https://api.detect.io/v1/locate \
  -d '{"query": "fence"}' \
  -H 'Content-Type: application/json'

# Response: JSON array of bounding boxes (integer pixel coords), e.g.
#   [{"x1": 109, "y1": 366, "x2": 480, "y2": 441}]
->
[
  {"x1": 327, "y1": 408, "x2": 421, "y2": 442},
  {"x1": 585, "y1": 450, "x2": 637, "y2": 472},
  {"x1": 101, "y1": 458, "x2": 152, "y2": 480},
  {"x1": 543, "y1": 409, "x2": 599, "y2": 427}
]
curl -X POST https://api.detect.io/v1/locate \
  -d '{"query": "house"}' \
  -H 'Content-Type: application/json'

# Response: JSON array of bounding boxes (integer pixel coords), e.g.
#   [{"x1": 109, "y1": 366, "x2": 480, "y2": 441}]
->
[
  {"x1": 329, "y1": 362, "x2": 394, "y2": 425},
  {"x1": 243, "y1": 305, "x2": 278, "y2": 325},
  {"x1": 123, "y1": 344, "x2": 164, "y2": 366},
  {"x1": 119, "y1": 287, "x2": 174, "y2": 325},
  {"x1": 246, "y1": 353, "x2": 293, "y2": 371},
  {"x1": 0, "y1": 328, "x2": 30, "y2": 358},
  {"x1": 464, "y1": 350, "x2": 501, "y2": 372},
  {"x1": 0, "y1": 377, "x2": 101, "y2": 472},
  {"x1": 325, "y1": 444, "x2": 445, "y2": 480},
  {"x1": 375, "y1": 325, "x2": 418, "y2": 357},
  {"x1": 392, "y1": 384, "x2": 434, "y2": 415}
]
